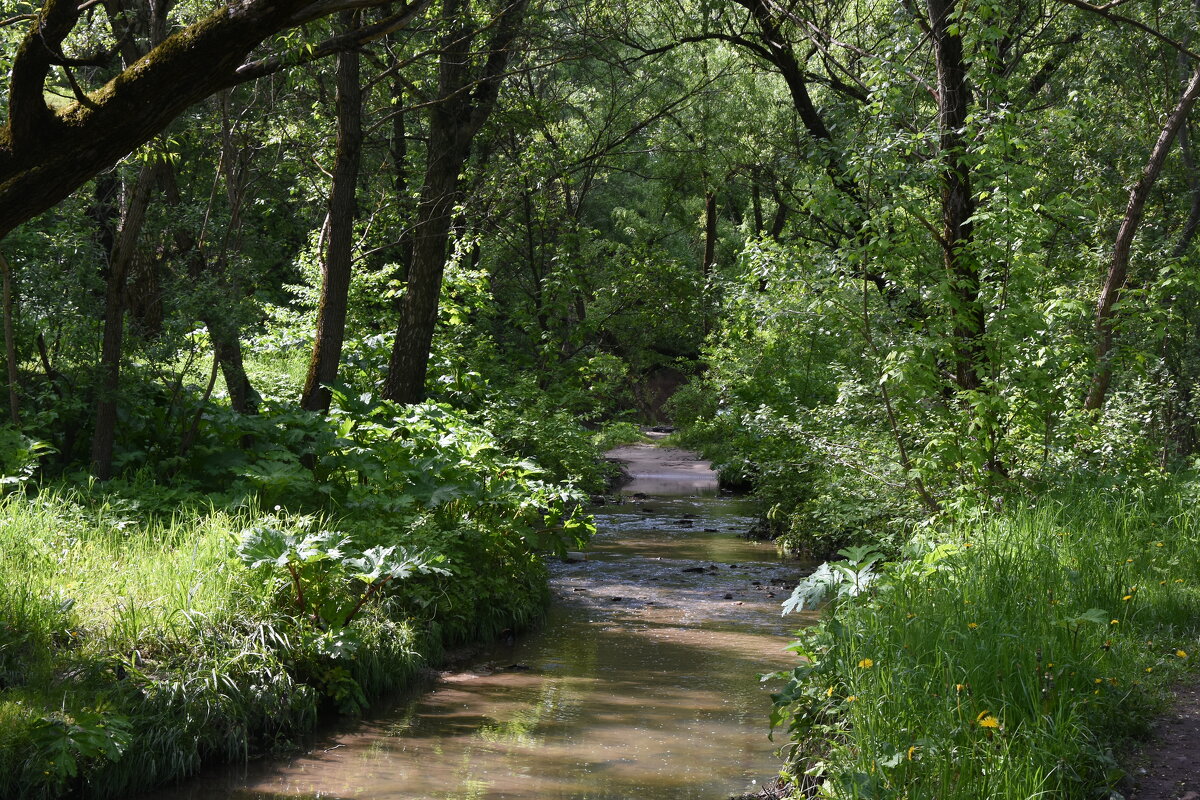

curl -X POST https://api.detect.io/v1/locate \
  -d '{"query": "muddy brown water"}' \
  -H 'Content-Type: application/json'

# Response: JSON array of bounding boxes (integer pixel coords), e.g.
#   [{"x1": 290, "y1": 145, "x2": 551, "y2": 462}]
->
[{"x1": 145, "y1": 443, "x2": 813, "y2": 800}]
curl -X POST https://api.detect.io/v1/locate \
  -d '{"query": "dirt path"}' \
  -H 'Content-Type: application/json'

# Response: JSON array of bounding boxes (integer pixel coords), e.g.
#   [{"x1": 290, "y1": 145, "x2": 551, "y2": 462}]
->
[{"x1": 1122, "y1": 681, "x2": 1200, "y2": 800}]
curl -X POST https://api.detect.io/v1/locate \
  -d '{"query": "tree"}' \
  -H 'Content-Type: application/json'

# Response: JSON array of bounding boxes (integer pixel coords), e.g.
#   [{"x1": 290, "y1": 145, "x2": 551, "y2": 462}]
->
[
  {"x1": 383, "y1": 0, "x2": 530, "y2": 403},
  {"x1": 1085, "y1": 65, "x2": 1200, "y2": 411},
  {"x1": 0, "y1": 0, "x2": 431, "y2": 240},
  {"x1": 301, "y1": 12, "x2": 364, "y2": 413}
]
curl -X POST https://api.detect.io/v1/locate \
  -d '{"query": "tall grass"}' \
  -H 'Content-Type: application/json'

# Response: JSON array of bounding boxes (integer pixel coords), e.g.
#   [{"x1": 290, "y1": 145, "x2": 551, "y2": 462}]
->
[
  {"x1": 0, "y1": 488, "x2": 467, "y2": 799},
  {"x1": 0, "y1": 490, "x2": 307, "y2": 798},
  {"x1": 776, "y1": 483, "x2": 1200, "y2": 799}
]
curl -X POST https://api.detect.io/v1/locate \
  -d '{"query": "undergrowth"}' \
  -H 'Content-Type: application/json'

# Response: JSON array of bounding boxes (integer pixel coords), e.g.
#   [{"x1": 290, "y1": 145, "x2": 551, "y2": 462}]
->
[
  {"x1": 772, "y1": 483, "x2": 1200, "y2": 799},
  {"x1": 0, "y1": 398, "x2": 594, "y2": 799}
]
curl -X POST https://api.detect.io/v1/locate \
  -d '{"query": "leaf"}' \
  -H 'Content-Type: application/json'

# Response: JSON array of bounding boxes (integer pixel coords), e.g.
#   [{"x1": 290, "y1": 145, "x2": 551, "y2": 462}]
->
[
  {"x1": 1063, "y1": 608, "x2": 1111, "y2": 626},
  {"x1": 782, "y1": 562, "x2": 839, "y2": 614}
]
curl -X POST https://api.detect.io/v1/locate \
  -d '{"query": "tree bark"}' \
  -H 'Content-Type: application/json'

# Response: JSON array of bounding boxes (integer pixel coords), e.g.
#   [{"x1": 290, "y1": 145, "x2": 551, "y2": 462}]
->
[
  {"x1": 383, "y1": 0, "x2": 529, "y2": 404},
  {"x1": 1170, "y1": 118, "x2": 1200, "y2": 261},
  {"x1": 732, "y1": 0, "x2": 863, "y2": 208},
  {"x1": 1084, "y1": 64, "x2": 1200, "y2": 411},
  {"x1": 702, "y1": 189, "x2": 717, "y2": 334},
  {"x1": 0, "y1": 250, "x2": 19, "y2": 426},
  {"x1": 928, "y1": 0, "x2": 985, "y2": 394},
  {"x1": 301, "y1": 13, "x2": 362, "y2": 413},
  {"x1": 89, "y1": 158, "x2": 162, "y2": 479},
  {"x1": 703, "y1": 190, "x2": 717, "y2": 276}
]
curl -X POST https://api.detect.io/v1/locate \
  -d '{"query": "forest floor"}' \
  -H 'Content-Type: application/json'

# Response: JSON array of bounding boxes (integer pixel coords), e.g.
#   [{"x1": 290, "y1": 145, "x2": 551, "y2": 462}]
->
[{"x1": 1123, "y1": 680, "x2": 1200, "y2": 800}]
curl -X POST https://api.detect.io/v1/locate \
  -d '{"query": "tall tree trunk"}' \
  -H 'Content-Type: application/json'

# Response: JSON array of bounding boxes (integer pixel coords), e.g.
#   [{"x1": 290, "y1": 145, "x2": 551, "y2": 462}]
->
[
  {"x1": 203, "y1": 91, "x2": 261, "y2": 414},
  {"x1": 1084, "y1": 64, "x2": 1200, "y2": 412},
  {"x1": 1170, "y1": 118, "x2": 1200, "y2": 261},
  {"x1": 301, "y1": 13, "x2": 362, "y2": 413},
  {"x1": 383, "y1": 0, "x2": 528, "y2": 404},
  {"x1": 750, "y1": 173, "x2": 764, "y2": 236},
  {"x1": 384, "y1": 143, "x2": 468, "y2": 403},
  {"x1": 702, "y1": 189, "x2": 717, "y2": 334},
  {"x1": 388, "y1": 75, "x2": 416, "y2": 280},
  {"x1": 702, "y1": 190, "x2": 717, "y2": 276},
  {"x1": 90, "y1": 158, "x2": 161, "y2": 479},
  {"x1": 928, "y1": 0, "x2": 985, "y2": 394},
  {"x1": 0, "y1": 249, "x2": 19, "y2": 426}
]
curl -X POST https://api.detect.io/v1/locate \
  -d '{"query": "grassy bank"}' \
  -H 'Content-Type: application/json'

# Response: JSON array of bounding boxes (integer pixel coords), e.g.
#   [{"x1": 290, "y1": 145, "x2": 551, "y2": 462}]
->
[
  {"x1": 772, "y1": 483, "x2": 1200, "y2": 799},
  {"x1": 0, "y1": 398, "x2": 598, "y2": 799},
  {"x1": 0, "y1": 487, "x2": 574, "y2": 799}
]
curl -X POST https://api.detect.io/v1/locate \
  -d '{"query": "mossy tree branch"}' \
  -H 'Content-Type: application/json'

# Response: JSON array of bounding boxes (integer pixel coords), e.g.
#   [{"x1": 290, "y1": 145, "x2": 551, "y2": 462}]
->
[{"x1": 0, "y1": 0, "x2": 432, "y2": 239}]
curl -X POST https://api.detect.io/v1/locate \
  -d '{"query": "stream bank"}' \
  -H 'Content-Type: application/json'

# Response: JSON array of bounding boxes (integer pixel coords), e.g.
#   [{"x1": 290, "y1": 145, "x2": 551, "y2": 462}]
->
[{"x1": 141, "y1": 441, "x2": 810, "y2": 800}]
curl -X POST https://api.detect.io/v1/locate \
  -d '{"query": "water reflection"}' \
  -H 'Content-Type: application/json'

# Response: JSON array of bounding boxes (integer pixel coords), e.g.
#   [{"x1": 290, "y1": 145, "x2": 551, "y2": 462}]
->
[{"x1": 142, "y1": 456, "x2": 810, "y2": 800}]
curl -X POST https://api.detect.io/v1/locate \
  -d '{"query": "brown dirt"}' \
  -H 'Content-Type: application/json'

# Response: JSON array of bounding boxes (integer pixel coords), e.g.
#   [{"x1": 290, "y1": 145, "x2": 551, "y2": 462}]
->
[{"x1": 1122, "y1": 680, "x2": 1200, "y2": 800}]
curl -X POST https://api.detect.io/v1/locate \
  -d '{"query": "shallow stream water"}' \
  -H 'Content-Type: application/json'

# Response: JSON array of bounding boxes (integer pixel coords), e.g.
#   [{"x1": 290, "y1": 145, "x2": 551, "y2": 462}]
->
[{"x1": 146, "y1": 443, "x2": 812, "y2": 800}]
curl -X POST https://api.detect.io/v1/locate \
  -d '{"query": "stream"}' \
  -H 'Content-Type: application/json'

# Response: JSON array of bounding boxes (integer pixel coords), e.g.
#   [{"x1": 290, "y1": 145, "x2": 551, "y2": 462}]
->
[{"x1": 146, "y1": 442, "x2": 811, "y2": 799}]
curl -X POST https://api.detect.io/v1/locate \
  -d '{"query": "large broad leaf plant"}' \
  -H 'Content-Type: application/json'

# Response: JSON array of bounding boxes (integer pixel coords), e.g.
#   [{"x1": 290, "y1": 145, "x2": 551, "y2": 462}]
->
[{"x1": 237, "y1": 521, "x2": 451, "y2": 630}]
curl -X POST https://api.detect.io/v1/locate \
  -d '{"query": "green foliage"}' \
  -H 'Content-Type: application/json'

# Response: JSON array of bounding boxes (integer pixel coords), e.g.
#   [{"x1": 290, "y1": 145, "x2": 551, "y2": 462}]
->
[
  {"x1": 7, "y1": 1, "x2": 1200, "y2": 798},
  {"x1": 0, "y1": 428, "x2": 53, "y2": 489},
  {"x1": 236, "y1": 518, "x2": 449, "y2": 629},
  {"x1": 27, "y1": 708, "x2": 132, "y2": 792},
  {"x1": 770, "y1": 486, "x2": 1200, "y2": 798},
  {"x1": 483, "y1": 396, "x2": 622, "y2": 494},
  {"x1": 0, "y1": 391, "x2": 593, "y2": 797},
  {"x1": 591, "y1": 420, "x2": 647, "y2": 452}
]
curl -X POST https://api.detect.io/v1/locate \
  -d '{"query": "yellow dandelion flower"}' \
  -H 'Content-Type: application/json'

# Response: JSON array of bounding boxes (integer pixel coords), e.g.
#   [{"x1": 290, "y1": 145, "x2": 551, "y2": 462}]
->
[
  {"x1": 858, "y1": 658, "x2": 874, "y2": 669},
  {"x1": 1177, "y1": 650, "x2": 1188, "y2": 659},
  {"x1": 963, "y1": 542, "x2": 973, "y2": 548},
  {"x1": 906, "y1": 612, "x2": 915, "y2": 619},
  {"x1": 826, "y1": 686, "x2": 835, "y2": 697},
  {"x1": 907, "y1": 745, "x2": 917, "y2": 761},
  {"x1": 977, "y1": 712, "x2": 1000, "y2": 729},
  {"x1": 846, "y1": 695, "x2": 857, "y2": 702},
  {"x1": 955, "y1": 683, "x2": 966, "y2": 693},
  {"x1": 1111, "y1": 619, "x2": 1120, "y2": 625},
  {"x1": 1156, "y1": 542, "x2": 1165, "y2": 547},
  {"x1": 968, "y1": 622, "x2": 978, "y2": 629},
  {"x1": 1146, "y1": 667, "x2": 1154, "y2": 673},
  {"x1": 1047, "y1": 662, "x2": 1055, "y2": 668},
  {"x1": 1123, "y1": 595, "x2": 1133, "y2": 601},
  {"x1": 1161, "y1": 581, "x2": 1168, "y2": 586},
  {"x1": 1126, "y1": 558, "x2": 1134, "y2": 564},
  {"x1": 1176, "y1": 579, "x2": 1185, "y2": 584},
  {"x1": 1094, "y1": 678, "x2": 1103, "y2": 684}
]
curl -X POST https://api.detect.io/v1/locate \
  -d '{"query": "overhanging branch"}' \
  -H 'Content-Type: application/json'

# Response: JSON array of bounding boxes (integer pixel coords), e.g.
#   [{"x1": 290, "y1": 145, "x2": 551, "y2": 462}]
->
[{"x1": 1053, "y1": 0, "x2": 1200, "y2": 61}]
